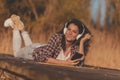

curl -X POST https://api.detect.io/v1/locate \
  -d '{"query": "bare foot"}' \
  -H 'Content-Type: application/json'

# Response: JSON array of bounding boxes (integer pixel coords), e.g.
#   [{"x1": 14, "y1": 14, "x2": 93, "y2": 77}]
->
[{"x1": 11, "y1": 14, "x2": 24, "y2": 31}]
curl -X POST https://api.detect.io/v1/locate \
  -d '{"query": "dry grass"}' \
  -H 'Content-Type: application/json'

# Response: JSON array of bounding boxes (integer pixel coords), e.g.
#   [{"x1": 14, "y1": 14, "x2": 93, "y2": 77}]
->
[
  {"x1": 85, "y1": 26, "x2": 120, "y2": 70},
  {"x1": 0, "y1": 28, "x2": 12, "y2": 55}
]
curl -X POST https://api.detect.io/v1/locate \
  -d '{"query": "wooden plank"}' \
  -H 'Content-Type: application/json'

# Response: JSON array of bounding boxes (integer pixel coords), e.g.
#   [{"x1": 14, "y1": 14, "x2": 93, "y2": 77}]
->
[{"x1": 0, "y1": 54, "x2": 120, "y2": 80}]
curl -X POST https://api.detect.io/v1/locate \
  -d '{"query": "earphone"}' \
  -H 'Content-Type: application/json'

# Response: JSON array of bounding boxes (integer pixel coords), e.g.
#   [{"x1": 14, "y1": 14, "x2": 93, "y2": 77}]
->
[{"x1": 63, "y1": 20, "x2": 85, "y2": 40}]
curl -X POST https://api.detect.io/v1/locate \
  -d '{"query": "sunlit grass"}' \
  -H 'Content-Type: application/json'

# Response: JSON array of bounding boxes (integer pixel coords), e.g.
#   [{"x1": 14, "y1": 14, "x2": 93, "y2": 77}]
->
[{"x1": 85, "y1": 26, "x2": 120, "y2": 70}]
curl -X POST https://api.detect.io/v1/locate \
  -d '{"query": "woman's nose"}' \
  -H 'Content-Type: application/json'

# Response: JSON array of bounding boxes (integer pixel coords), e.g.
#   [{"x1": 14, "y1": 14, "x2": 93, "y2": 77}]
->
[{"x1": 68, "y1": 31, "x2": 72, "y2": 34}]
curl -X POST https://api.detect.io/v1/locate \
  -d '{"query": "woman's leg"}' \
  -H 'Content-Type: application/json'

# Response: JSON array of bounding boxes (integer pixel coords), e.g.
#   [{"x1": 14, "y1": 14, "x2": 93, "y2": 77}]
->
[
  {"x1": 5, "y1": 14, "x2": 46, "y2": 59},
  {"x1": 16, "y1": 30, "x2": 33, "y2": 59},
  {"x1": 4, "y1": 14, "x2": 33, "y2": 59},
  {"x1": 12, "y1": 29, "x2": 34, "y2": 59},
  {"x1": 16, "y1": 45, "x2": 34, "y2": 60},
  {"x1": 13, "y1": 29, "x2": 47, "y2": 60},
  {"x1": 15, "y1": 28, "x2": 46, "y2": 59},
  {"x1": 13, "y1": 29, "x2": 22, "y2": 57},
  {"x1": 9, "y1": 14, "x2": 33, "y2": 59},
  {"x1": 13, "y1": 29, "x2": 47, "y2": 59},
  {"x1": 21, "y1": 30, "x2": 32, "y2": 46}
]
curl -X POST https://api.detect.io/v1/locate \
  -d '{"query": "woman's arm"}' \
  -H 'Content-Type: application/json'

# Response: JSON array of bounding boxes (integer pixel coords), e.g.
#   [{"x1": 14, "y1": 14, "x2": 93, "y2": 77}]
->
[
  {"x1": 46, "y1": 57, "x2": 81, "y2": 66},
  {"x1": 33, "y1": 34, "x2": 62, "y2": 62},
  {"x1": 78, "y1": 33, "x2": 91, "y2": 60},
  {"x1": 79, "y1": 40, "x2": 84, "y2": 54}
]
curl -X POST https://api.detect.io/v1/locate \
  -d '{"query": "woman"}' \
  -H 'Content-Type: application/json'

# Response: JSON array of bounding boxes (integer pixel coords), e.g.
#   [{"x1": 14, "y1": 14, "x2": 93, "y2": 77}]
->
[{"x1": 4, "y1": 14, "x2": 91, "y2": 66}]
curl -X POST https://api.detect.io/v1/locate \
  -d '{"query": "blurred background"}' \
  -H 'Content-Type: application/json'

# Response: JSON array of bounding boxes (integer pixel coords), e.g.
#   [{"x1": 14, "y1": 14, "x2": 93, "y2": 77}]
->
[{"x1": 0, "y1": 0, "x2": 120, "y2": 70}]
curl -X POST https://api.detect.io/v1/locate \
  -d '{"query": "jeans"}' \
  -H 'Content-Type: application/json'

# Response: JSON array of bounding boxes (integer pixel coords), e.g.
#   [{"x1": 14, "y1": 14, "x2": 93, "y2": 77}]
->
[{"x1": 13, "y1": 30, "x2": 46, "y2": 59}]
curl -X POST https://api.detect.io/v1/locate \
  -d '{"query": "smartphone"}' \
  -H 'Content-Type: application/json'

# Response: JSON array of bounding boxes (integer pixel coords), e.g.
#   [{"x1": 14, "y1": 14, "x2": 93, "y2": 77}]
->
[{"x1": 71, "y1": 53, "x2": 83, "y2": 60}]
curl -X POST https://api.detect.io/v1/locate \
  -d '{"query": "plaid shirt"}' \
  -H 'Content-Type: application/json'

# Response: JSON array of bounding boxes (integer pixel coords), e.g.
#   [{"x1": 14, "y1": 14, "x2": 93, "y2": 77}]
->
[{"x1": 32, "y1": 33, "x2": 79, "y2": 62}]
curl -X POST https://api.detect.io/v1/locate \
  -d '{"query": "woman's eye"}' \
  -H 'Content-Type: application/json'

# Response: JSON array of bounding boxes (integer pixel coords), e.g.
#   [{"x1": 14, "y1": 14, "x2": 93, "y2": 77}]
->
[
  {"x1": 67, "y1": 28, "x2": 70, "y2": 30},
  {"x1": 67, "y1": 29, "x2": 71, "y2": 31},
  {"x1": 73, "y1": 31, "x2": 77, "y2": 33}
]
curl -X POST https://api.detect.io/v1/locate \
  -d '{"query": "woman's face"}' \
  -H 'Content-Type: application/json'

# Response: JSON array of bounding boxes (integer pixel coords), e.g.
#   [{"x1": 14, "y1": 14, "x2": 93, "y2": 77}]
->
[{"x1": 65, "y1": 23, "x2": 79, "y2": 42}]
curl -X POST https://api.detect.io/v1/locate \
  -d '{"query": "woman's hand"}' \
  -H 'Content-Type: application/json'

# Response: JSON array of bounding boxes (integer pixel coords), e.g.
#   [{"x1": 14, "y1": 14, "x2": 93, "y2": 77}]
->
[
  {"x1": 81, "y1": 33, "x2": 91, "y2": 43},
  {"x1": 64, "y1": 58, "x2": 81, "y2": 66}
]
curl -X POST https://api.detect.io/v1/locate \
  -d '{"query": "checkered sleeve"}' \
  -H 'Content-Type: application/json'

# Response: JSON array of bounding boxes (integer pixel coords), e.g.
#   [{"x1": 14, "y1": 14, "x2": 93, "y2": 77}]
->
[{"x1": 33, "y1": 34, "x2": 61, "y2": 62}]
